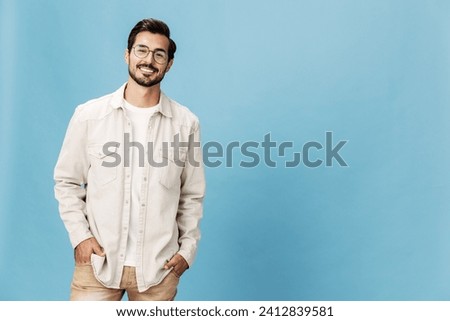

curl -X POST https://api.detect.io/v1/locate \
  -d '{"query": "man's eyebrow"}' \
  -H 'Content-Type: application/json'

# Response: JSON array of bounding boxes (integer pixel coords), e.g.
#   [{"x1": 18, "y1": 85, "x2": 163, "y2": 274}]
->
[{"x1": 135, "y1": 44, "x2": 167, "y2": 53}]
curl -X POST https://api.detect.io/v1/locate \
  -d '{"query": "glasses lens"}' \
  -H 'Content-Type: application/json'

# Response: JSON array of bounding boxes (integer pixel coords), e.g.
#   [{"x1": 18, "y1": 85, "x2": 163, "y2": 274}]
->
[
  {"x1": 134, "y1": 46, "x2": 149, "y2": 58},
  {"x1": 153, "y1": 50, "x2": 167, "y2": 64}
]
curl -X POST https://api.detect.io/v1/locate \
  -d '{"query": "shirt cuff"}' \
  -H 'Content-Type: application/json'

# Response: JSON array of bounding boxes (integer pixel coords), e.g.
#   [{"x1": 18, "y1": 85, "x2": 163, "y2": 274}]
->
[
  {"x1": 177, "y1": 249, "x2": 195, "y2": 267},
  {"x1": 70, "y1": 229, "x2": 94, "y2": 249}
]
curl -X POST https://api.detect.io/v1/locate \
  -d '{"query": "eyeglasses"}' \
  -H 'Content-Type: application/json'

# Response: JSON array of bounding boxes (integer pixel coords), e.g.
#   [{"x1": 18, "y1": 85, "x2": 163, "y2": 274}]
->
[{"x1": 132, "y1": 45, "x2": 168, "y2": 64}]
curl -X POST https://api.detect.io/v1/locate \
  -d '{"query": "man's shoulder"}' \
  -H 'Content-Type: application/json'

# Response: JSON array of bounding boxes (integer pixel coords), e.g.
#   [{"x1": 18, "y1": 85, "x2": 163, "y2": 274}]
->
[{"x1": 73, "y1": 86, "x2": 123, "y2": 121}]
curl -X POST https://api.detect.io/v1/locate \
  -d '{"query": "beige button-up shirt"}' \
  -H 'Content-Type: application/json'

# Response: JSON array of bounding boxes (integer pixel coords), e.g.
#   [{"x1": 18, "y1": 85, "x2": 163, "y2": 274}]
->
[{"x1": 54, "y1": 84, "x2": 205, "y2": 292}]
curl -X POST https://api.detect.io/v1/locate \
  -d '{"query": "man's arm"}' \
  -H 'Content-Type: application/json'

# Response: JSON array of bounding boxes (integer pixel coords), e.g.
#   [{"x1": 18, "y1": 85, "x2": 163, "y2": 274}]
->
[
  {"x1": 54, "y1": 107, "x2": 94, "y2": 251},
  {"x1": 170, "y1": 122, "x2": 206, "y2": 273}
]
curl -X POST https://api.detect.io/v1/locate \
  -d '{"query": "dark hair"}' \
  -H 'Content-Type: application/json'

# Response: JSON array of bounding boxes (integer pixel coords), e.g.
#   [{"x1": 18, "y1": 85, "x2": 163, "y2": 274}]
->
[{"x1": 127, "y1": 18, "x2": 177, "y2": 61}]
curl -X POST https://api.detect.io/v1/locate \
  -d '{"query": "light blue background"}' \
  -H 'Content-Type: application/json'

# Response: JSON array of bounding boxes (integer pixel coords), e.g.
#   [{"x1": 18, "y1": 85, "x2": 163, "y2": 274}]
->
[{"x1": 1, "y1": 0, "x2": 450, "y2": 300}]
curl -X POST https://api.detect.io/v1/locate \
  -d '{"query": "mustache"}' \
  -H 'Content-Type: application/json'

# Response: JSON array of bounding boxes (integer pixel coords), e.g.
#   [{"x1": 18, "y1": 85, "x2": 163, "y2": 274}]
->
[{"x1": 137, "y1": 64, "x2": 158, "y2": 72}]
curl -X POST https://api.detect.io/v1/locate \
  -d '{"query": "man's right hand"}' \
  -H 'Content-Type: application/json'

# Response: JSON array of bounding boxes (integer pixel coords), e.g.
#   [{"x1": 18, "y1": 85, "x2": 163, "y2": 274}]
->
[{"x1": 74, "y1": 237, "x2": 105, "y2": 264}]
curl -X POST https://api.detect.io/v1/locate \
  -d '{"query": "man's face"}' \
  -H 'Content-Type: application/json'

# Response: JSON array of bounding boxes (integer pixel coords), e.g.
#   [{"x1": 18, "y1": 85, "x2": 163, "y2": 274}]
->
[{"x1": 125, "y1": 31, "x2": 173, "y2": 88}]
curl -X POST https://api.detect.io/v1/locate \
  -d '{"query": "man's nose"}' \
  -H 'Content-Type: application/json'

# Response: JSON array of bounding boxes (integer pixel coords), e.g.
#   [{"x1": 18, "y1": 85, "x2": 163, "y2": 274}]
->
[{"x1": 144, "y1": 52, "x2": 154, "y2": 64}]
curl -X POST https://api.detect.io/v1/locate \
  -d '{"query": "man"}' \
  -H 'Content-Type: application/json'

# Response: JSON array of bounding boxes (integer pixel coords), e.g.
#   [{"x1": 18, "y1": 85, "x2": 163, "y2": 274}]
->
[{"x1": 54, "y1": 18, "x2": 205, "y2": 301}]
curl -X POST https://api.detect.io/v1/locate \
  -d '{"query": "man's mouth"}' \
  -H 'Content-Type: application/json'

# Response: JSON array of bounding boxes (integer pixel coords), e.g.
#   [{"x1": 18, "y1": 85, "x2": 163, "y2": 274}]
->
[{"x1": 138, "y1": 65, "x2": 157, "y2": 74}]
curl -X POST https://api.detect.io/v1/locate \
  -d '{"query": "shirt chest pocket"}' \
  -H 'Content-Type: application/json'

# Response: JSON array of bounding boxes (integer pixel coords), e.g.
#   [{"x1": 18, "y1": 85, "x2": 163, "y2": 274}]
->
[
  {"x1": 88, "y1": 144, "x2": 119, "y2": 185},
  {"x1": 159, "y1": 147, "x2": 187, "y2": 189}
]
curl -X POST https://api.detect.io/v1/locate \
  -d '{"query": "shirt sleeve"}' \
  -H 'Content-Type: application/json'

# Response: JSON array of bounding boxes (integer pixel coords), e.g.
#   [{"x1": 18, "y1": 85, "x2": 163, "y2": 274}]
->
[
  {"x1": 176, "y1": 121, "x2": 206, "y2": 267},
  {"x1": 54, "y1": 107, "x2": 93, "y2": 248}
]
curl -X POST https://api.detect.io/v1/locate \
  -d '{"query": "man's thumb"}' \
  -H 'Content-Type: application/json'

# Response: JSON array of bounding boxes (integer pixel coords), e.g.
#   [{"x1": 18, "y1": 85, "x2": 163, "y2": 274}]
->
[{"x1": 93, "y1": 243, "x2": 105, "y2": 256}]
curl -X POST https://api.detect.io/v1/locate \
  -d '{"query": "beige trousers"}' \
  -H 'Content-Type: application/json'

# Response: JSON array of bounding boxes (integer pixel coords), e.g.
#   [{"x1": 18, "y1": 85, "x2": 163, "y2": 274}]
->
[{"x1": 70, "y1": 265, "x2": 179, "y2": 301}]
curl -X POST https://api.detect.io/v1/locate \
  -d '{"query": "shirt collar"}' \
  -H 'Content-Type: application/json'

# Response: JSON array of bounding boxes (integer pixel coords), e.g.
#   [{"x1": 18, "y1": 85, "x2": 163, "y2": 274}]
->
[{"x1": 109, "y1": 83, "x2": 172, "y2": 118}]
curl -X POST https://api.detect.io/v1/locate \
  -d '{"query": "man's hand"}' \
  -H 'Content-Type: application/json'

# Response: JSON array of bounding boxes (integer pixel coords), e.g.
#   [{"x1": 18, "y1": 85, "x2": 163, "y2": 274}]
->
[
  {"x1": 74, "y1": 237, "x2": 105, "y2": 264},
  {"x1": 164, "y1": 253, "x2": 189, "y2": 278}
]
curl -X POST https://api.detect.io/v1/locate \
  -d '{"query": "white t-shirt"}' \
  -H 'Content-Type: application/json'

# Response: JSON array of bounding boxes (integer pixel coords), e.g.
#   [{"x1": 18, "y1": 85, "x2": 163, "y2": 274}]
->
[{"x1": 122, "y1": 99, "x2": 160, "y2": 266}]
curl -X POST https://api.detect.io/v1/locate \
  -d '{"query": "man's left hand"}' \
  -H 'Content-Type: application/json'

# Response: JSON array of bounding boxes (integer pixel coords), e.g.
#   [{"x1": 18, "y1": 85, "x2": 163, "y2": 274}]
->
[{"x1": 164, "y1": 253, "x2": 189, "y2": 278}]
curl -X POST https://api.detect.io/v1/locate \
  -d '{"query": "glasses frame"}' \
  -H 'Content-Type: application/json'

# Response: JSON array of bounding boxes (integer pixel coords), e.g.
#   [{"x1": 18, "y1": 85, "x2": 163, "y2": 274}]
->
[{"x1": 132, "y1": 45, "x2": 168, "y2": 65}]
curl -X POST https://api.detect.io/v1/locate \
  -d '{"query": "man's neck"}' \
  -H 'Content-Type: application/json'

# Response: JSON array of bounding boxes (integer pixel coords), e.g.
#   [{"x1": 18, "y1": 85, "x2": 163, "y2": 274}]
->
[{"x1": 124, "y1": 80, "x2": 161, "y2": 108}]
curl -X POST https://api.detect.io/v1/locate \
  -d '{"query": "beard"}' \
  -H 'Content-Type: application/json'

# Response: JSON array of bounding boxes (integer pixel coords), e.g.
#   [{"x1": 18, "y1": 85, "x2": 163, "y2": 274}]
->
[{"x1": 128, "y1": 63, "x2": 167, "y2": 87}]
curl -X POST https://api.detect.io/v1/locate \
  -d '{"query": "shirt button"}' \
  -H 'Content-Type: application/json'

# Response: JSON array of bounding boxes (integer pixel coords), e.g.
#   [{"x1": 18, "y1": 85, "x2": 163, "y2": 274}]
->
[
  {"x1": 143, "y1": 177, "x2": 147, "y2": 181},
  {"x1": 141, "y1": 204, "x2": 145, "y2": 207},
  {"x1": 125, "y1": 200, "x2": 129, "y2": 204}
]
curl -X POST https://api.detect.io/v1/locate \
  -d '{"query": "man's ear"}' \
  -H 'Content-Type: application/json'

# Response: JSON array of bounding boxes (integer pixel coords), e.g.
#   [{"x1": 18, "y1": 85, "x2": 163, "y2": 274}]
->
[
  {"x1": 124, "y1": 48, "x2": 130, "y2": 65},
  {"x1": 165, "y1": 59, "x2": 174, "y2": 73}
]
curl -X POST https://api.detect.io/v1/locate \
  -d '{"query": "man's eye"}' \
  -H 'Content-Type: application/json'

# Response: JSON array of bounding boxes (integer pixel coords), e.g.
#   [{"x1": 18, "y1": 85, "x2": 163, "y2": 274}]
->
[{"x1": 155, "y1": 51, "x2": 166, "y2": 58}]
